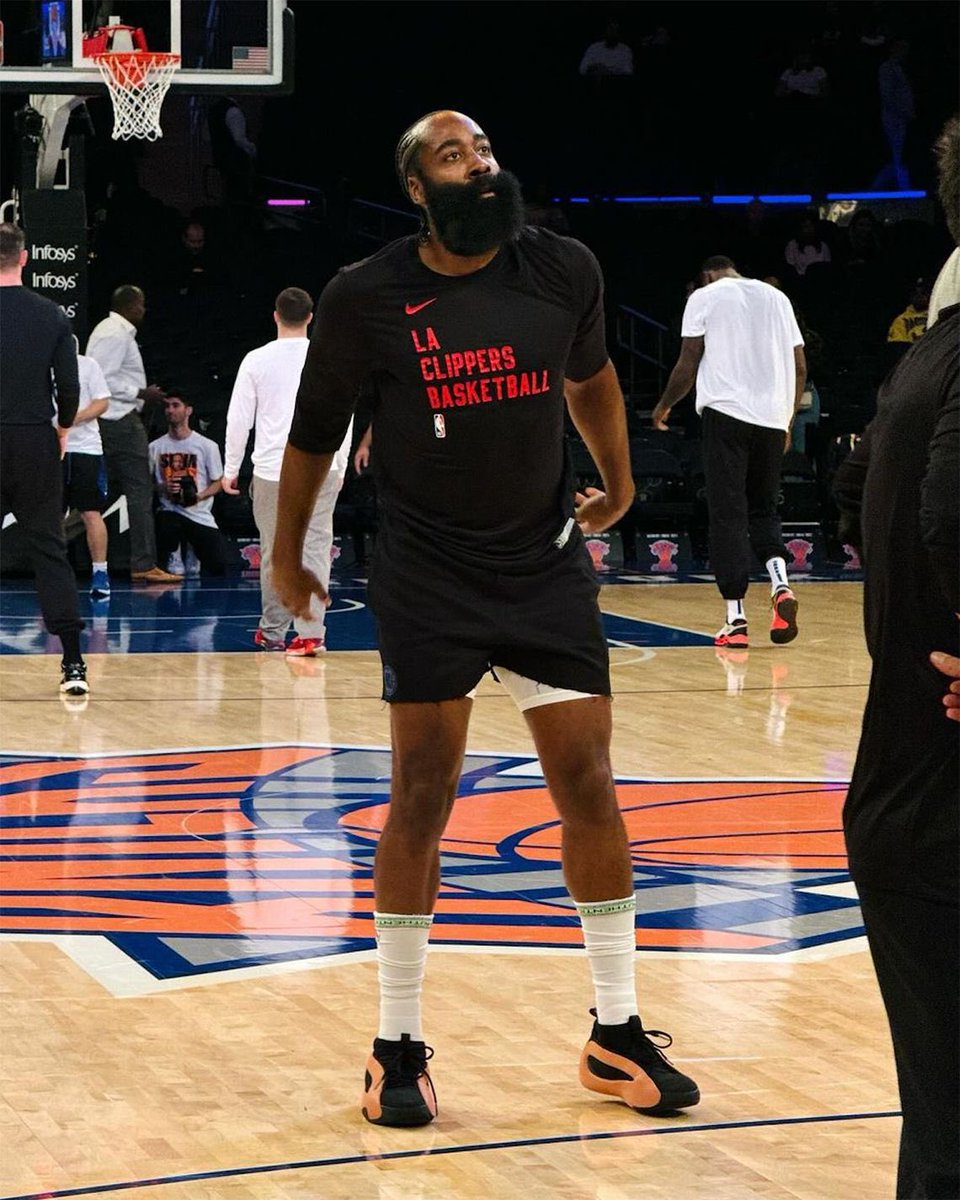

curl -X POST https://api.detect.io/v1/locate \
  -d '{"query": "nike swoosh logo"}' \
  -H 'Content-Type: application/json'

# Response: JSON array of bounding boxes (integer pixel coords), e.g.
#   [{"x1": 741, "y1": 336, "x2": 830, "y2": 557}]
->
[{"x1": 405, "y1": 298, "x2": 437, "y2": 315}]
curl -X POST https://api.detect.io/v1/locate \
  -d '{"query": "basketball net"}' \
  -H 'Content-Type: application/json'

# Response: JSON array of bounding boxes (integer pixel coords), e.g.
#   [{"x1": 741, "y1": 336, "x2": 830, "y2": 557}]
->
[{"x1": 93, "y1": 50, "x2": 180, "y2": 141}]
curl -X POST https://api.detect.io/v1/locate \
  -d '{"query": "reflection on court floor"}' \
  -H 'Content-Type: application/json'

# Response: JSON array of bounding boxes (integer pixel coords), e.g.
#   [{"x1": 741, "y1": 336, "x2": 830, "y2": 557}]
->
[{"x1": 0, "y1": 576, "x2": 716, "y2": 654}]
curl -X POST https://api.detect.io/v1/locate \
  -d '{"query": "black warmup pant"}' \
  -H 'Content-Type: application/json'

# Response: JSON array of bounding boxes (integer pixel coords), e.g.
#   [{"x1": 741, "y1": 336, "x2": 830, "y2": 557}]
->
[
  {"x1": 0, "y1": 424, "x2": 83, "y2": 654},
  {"x1": 99, "y1": 411, "x2": 157, "y2": 573},
  {"x1": 701, "y1": 407, "x2": 787, "y2": 599},
  {"x1": 155, "y1": 509, "x2": 228, "y2": 575},
  {"x1": 857, "y1": 885, "x2": 960, "y2": 1199}
]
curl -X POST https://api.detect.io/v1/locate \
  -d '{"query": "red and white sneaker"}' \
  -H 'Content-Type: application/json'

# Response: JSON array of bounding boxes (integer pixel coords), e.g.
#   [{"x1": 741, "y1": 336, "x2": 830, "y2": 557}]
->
[
  {"x1": 285, "y1": 635, "x2": 325, "y2": 657},
  {"x1": 254, "y1": 628, "x2": 286, "y2": 651},
  {"x1": 770, "y1": 587, "x2": 799, "y2": 645},
  {"x1": 715, "y1": 619, "x2": 749, "y2": 648}
]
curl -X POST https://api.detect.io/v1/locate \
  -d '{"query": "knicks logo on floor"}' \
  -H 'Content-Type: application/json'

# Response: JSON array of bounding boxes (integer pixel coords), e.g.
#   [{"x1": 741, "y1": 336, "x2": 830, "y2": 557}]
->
[{"x1": 0, "y1": 746, "x2": 861, "y2": 983}]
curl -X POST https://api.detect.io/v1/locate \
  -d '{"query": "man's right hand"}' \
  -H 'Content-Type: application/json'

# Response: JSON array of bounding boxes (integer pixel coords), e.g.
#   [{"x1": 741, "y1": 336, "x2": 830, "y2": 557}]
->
[
  {"x1": 272, "y1": 560, "x2": 330, "y2": 621},
  {"x1": 221, "y1": 475, "x2": 241, "y2": 495}
]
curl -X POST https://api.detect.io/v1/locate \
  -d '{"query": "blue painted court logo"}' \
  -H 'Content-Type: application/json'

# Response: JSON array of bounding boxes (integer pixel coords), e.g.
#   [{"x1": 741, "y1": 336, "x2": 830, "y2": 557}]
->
[{"x1": 0, "y1": 746, "x2": 860, "y2": 984}]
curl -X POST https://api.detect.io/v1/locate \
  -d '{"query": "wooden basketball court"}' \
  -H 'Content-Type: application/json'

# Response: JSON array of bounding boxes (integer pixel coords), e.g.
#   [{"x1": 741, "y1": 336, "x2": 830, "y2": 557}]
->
[{"x1": 0, "y1": 578, "x2": 901, "y2": 1199}]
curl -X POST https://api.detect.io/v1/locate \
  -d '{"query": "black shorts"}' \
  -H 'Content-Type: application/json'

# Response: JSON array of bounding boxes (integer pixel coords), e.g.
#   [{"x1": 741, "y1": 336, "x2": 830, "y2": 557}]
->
[
  {"x1": 366, "y1": 526, "x2": 610, "y2": 703},
  {"x1": 63, "y1": 453, "x2": 107, "y2": 513}
]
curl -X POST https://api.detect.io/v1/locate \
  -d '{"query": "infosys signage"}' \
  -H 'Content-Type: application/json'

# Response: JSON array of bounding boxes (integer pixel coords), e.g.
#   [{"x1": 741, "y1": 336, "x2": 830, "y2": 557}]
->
[{"x1": 21, "y1": 189, "x2": 87, "y2": 338}]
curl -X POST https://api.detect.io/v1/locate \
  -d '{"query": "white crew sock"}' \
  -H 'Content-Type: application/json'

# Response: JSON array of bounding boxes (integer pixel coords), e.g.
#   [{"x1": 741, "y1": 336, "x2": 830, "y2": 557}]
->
[
  {"x1": 575, "y1": 894, "x2": 639, "y2": 1026},
  {"x1": 766, "y1": 557, "x2": 790, "y2": 592},
  {"x1": 374, "y1": 912, "x2": 433, "y2": 1041},
  {"x1": 92, "y1": 561, "x2": 108, "y2": 574},
  {"x1": 725, "y1": 599, "x2": 745, "y2": 624}
]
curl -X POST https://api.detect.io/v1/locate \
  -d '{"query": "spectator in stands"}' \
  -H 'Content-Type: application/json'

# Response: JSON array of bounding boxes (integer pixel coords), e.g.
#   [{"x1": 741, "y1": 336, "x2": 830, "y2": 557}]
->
[
  {"x1": 652, "y1": 255, "x2": 806, "y2": 650},
  {"x1": 65, "y1": 343, "x2": 112, "y2": 600},
  {"x1": 85, "y1": 285, "x2": 181, "y2": 583},
  {"x1": 885, "y1": 276, "x2": 929, "y2": 369},
  {"x1": 773, "y1": 45, "x2": 832, "y2": 188},
  {"x1": 830, "y1": 112, "x2": 958, "y2": 1200},
  {"x1": 872, "y1": 38, "x2": 915, "y2": 190},
  {"x1": 783, "y1": 210, "x2": 833, "y2": 279},
  {"x1": 149, "y1": 392, "x2": 228, "y2": 577},
  {"x1": 838, "y1": 208, "x2": 885, "y2": 267},
  {"x1": 169, "y1": 220, "x2": 222, "y2": 294},
  {"x1": 775, "y1": 45, "x2": 831, "y2": 102},
  {"x1": 209, "y1": 96, "x2": 258, "y2": 204},
  {"x1": 578, "y1": 17, "x2": 634, "y2": 78},
  {"x1": 577, "y1": 16, "x2": 636, "y2": 190},
  {"x1": 223, "y1": 287, "x2": 353, "y2": 656}
]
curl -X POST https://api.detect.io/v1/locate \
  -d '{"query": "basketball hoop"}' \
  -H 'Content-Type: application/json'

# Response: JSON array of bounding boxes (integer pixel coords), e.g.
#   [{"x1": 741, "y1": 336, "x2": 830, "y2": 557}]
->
[{"x1": 93, "y1": 50, "x2": 180, "y2": 141}]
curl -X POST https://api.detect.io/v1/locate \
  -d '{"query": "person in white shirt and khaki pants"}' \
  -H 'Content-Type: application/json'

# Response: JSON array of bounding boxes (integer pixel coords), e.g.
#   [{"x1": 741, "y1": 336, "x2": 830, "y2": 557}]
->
[{"x1": 223, "y1": 287, "x2": 353, "y2": 656}]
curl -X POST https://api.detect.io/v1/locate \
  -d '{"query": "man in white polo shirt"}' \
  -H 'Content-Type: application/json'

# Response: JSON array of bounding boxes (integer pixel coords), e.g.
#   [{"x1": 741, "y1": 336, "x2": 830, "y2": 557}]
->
[
  {"x1": 652, "y1": 255, "x2": 807, "y2": 648},
  {"x1": 223, "y1": 287, "x2": 353, "y2": 656}
]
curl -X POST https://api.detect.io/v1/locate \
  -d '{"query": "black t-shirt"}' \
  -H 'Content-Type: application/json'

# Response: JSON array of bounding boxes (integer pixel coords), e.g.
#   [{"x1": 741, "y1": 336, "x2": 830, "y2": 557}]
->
[
  {"x1": 839, "y1": 306, "x2": 959, "y2": 902},
  {"x1": 0, "y1": 285, "x2": 79, "y2": 427},
  {"x1": 289, "y1": 227, "x2": 608, "y2": 568}
]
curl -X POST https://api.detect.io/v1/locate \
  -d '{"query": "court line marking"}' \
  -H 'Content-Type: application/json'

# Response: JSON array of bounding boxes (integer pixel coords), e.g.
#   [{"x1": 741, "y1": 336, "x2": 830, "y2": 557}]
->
[{"x1": 1, "y1": 1110, "x2": 900, "y2": 1200}]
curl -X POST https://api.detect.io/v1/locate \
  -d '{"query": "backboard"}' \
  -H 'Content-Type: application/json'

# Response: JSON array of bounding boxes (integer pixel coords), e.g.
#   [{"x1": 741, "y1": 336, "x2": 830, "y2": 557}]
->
[{"x1": 0, "y1": 0, "x2": 293, "y2": 93}]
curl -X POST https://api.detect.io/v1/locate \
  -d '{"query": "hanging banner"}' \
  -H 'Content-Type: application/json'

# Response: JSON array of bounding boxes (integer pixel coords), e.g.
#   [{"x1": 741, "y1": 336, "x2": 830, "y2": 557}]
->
[{"x1": 20, "y1": 187, "x2": 87, "y2": 342}]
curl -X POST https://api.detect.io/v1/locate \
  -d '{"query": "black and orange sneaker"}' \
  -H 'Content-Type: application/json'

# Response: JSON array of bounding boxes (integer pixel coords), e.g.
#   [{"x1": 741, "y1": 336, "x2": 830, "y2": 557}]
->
[
  {"x1": 715, "y1": 619, "x2": 749, "y2": 648},
  {"x1": 770, "y1": 586, "x2": 799, "y2": 645},
  {"x1": 361, "y1": 1034, "x2": 437, "y2": 1127},
  {"x1": 579, "y1": 1009, "x2": 700, "y2": 1115}
]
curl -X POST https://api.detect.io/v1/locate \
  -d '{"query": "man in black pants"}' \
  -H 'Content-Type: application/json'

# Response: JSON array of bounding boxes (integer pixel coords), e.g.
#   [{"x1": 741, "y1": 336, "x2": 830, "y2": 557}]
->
[
  {"x1": 832, "y1": 114, "x2": 958, "y2": 1200},
  {"x1": 86, "y1": 285, "x2": 181, "y2": 584},
  {"x1": 272, "y1": 109, "x2": 700, "y2": 1129},
  {"x1": 652, "y1": 257, "x2": 807, "y2": 648},
  {"x1": 0, "y1": 222, "x2": 87, "y2": 696}
]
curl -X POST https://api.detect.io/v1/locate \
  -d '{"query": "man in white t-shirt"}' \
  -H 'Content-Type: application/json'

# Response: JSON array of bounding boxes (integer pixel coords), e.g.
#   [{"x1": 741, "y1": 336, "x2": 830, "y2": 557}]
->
[
  {"x1": 63, "y1": 348, "x2": 112, "y2": 599},
  {"x1": 652, "y1": 255, "x2": 807, "y2": 648},
  {"x1": 223, "y1": 287, "x2": 353, "y2": 657},
  {"x1": 148, "y1": 392, "x2": 229, "y2": 576},
  {"x1": 578, "y1": 19, "x2": 634, "y2": 77}
]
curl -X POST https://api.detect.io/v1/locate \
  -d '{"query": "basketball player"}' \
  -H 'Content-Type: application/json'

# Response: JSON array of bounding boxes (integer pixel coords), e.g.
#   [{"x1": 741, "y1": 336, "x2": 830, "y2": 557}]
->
[
  {"x1": 652, "y1": 258, "x2": 807, "y2": 649},
  {"x1": 273, "y1": 110, "x2": 700, "y2": 1127},
  {"x1": 0, "y1": 222, "x2": 88, "y2": 697}
]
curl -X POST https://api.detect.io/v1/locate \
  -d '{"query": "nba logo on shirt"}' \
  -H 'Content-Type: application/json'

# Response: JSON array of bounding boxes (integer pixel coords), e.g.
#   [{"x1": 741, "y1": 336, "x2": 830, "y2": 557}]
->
[{"x1": 433, "y1": 414, "x2": 446, "y2": 439}]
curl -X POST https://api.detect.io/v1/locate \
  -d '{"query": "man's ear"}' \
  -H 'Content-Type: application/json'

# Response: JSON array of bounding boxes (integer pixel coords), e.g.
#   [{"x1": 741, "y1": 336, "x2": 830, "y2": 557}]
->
[{"x1": 407, "y1": 175, "x2": 424, "y2": 207}]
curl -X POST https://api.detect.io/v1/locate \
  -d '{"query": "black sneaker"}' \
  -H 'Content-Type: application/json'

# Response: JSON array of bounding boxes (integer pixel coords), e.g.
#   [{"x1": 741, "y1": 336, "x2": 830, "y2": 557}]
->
[
  {"x1": 59, "y1": 661, "x2": 89, "y2": 697},
  {"x1": 361, "y1": 1034, "x2": 437, "y2": 1127},
  {"x1": 579, "y1": 1009, "x2": 700, "y2": 1115}
]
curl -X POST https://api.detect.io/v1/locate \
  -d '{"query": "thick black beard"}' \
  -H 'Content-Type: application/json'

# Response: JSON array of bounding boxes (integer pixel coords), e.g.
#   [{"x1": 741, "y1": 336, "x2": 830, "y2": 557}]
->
[{"x1": 421, "y1": 169, "x2": 525, "y2": 257}]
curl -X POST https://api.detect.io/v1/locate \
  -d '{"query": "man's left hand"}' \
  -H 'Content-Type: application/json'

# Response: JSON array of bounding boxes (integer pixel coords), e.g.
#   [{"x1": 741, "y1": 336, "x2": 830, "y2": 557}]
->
[
  {"x1": 574, "y1": 487, "x2": 630, "y2": 534},
  {"x1": 56, "y1": 426, "x2": 70, "y2": 460}
]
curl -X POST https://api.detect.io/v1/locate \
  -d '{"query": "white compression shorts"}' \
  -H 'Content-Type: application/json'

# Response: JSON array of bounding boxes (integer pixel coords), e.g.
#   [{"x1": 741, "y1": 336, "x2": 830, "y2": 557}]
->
[{"x1": 466, "y1": 665, "x2": 596, "y2": 711}]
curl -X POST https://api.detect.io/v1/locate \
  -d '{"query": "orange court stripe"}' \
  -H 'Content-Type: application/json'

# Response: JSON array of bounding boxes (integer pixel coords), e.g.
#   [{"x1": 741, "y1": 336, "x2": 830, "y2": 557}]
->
[{"x1": 0, "y1": 838, "x2": 295, "y2": 855}]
